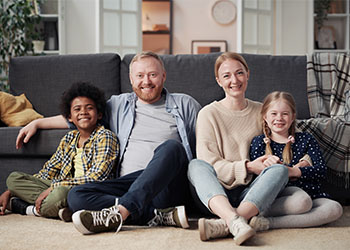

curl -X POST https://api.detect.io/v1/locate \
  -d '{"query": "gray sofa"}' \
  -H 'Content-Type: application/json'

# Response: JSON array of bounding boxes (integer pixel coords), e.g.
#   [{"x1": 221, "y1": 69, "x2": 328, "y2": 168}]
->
[{"x1": 1, "y1": 52, "x2": 346, "y2": 202}]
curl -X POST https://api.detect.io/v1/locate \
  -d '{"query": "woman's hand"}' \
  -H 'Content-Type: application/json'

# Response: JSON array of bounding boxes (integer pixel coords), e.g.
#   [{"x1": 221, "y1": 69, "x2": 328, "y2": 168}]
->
[
  {"x1": 247, "y1": 155, "x2": 281, "y2": 175},
  {"x1": 35, "y1": 187, "x2": 52, "y2": 214},
  {"x1": 0, "y1": 190, "x2": 11, "y2": 215}
]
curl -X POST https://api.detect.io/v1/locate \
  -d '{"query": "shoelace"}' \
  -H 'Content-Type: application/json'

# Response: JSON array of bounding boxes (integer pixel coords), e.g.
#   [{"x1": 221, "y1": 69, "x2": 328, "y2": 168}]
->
[
  {"x1": 208, "y1": 220, "x2": 228, "y2": 238},
  {"x1": 148, "y1": 210, "x2": 175, "y2": 227},
  {"x1": 91, "y1": 206, "x2": 123, "y2": 233}
]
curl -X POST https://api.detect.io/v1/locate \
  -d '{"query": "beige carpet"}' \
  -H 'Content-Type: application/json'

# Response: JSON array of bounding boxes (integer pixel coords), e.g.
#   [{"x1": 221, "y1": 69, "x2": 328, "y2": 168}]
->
[{"x1": 1, "y1": 207, "x2": 350, "y2": 250}]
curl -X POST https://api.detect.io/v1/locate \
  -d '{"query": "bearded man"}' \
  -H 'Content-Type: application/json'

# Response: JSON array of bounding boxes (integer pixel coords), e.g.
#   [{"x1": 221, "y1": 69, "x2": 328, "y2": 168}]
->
[{"x1": 16, "y1": 52, "x2": 201, "y2": 234}]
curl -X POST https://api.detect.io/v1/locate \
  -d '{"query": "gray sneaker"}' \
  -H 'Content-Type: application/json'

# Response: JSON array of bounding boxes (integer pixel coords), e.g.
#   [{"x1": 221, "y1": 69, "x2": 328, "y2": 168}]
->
[
  {"x1": 58, "y1": 207, "x2": 73, "y2": 222},
  {"x1": 249, "y1": 215, "x2": 270, "y2": 232},
  {"x1": 72, "y1": 205, "x2": 123, "y2": 235},
  {"x1": 148, "y1": 205, "x2": 189, "y2": 229},
  {"x1": 198, "y1": 218, "x2": 229, "y2": 241},
  {"x1": 229, "y1": 215, "x2": 256, "y2": 245}
]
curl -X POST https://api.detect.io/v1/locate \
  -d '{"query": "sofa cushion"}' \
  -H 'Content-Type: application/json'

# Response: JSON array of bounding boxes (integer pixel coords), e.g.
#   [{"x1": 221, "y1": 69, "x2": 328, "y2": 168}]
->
[
  {"x1": 0, "y1": 92, "x2": 43, "y2": 126},
  {"x1": 121, "y1": 53, "x2": 310, "y2": 119},
  {"x1": 9, "y1": 53, "x2": 121, "y2": 117},
  {"x1": 0, "y1": 127, "x2": 70, "y2": 156}
]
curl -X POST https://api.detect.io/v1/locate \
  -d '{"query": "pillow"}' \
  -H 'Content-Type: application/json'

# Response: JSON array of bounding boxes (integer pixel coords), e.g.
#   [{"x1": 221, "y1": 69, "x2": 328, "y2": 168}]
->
[{"x1": 0, "y1": 91, "x2": 43, "y2": 127}]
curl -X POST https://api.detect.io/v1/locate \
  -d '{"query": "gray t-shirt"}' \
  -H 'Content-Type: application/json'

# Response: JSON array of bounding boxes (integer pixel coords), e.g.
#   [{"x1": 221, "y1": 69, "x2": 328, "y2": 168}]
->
[{"x1": 120, "y1": 95, "x2": 181, "y2": 176}]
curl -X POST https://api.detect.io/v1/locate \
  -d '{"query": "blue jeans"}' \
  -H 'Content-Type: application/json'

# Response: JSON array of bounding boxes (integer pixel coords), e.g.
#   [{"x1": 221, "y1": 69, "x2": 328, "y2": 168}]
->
[
  {"x1": 68, "y1": 140, "x2": 191, "y2": 225},
  {"x1": 188, "y1": 159, "x2": 289, "y2": 214}
]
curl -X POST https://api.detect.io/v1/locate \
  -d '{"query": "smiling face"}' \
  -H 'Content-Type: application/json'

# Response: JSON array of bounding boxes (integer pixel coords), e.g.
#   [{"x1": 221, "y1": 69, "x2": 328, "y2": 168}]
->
[
  {"x1": 216, "y1": 58, "x2": 249, "y2": 99},
  {"x1": 264, "y1": 99, "x2": 295, "y2": 139},
  {"x1": 129, "y1": 56, "x2": 166, "y2": 104},
  {"x1": 68, "y1": 96, "x2": 102, "y2": 135}
]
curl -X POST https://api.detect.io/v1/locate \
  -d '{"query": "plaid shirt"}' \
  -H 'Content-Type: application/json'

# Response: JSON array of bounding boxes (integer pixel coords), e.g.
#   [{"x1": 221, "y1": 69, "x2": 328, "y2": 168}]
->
[{"x1": 34, "y1": 125, "x2": 119, "y2": 188}]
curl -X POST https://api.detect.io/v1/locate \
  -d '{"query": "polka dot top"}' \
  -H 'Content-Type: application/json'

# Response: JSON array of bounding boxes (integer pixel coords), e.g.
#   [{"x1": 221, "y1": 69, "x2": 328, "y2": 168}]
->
[{"x1": 250, "y1": 132, "x2": 330, "y2": 199}]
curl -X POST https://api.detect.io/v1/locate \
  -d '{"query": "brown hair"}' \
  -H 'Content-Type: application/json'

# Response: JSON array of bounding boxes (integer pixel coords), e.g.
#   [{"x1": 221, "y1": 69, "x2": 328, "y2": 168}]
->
[
  {"x1": 129, "y1": 51, "x2": 165, "y2": 73},
  {"x1": 261, "y1": 91, "x2": 297, "y2": 165},
  {"x1": 214, "y1": 52, "x2": 249, "y2": 78}
]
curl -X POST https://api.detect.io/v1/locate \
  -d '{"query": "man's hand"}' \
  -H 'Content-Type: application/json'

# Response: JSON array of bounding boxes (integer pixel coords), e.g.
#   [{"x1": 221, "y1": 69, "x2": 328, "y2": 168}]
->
[
  {"x1": 16, "y1": 120, "x2": 39, "y2": 149},
  {"x1": 0, "y1": 190, "x2": 11, "y2": 215},
  {"x1": 35, "y1": 187, "x2": 52, "y2": 214}
]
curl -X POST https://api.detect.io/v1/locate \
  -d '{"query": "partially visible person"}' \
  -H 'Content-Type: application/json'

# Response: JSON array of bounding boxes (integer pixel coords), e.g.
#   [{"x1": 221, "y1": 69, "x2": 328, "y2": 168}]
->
[
  {"x1": 248, "y1": 91, "x2": 343, "y2": 231},
  {"x1": 14, "y1": 52, "x2": 202, "y2": 235},
  {"x1": 187, "y1": 52, "x2": 309, "y2": 245},
  {"x1": 0, "y1": 82, "x2": 119, "y2": 221}
]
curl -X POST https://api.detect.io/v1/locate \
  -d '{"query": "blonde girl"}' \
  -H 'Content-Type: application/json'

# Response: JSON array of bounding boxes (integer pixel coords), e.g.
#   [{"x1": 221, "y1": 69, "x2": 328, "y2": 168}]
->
[{"x1": 249, "y1": 91, "x2": 343, "y2": 230}]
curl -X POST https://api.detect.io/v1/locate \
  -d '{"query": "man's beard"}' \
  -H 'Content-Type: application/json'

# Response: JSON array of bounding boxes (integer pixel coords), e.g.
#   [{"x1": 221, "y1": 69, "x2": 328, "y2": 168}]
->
[{"x1": 132, "y1": 84, "x2": 163, "y2": 103}]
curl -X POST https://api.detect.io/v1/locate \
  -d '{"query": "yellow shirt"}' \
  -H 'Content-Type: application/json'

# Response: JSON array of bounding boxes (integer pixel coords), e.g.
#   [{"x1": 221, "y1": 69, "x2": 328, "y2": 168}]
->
[{"x1": 73, "y1": 147, "x2": 84, "y2": 178}]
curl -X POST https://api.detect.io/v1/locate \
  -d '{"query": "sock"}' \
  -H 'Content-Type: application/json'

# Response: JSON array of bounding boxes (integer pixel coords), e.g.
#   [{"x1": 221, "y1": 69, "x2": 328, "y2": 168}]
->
[{"x1": 26, "y1": 205, "x2": 41, "y2": 216}]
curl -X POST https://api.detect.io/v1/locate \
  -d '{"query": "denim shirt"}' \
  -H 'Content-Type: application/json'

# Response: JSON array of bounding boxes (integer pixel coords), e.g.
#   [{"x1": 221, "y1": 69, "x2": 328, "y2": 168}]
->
[{"x1": 104, "y1": 88, "x2": 202, "y2": 174}]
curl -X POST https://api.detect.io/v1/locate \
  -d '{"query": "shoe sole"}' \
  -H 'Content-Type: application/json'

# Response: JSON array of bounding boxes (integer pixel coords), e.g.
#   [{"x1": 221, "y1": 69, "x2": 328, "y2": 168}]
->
[
  {"x1": 198, "y1": 218, "x2": 208, "y2": 241},
  {"x1": 176, "y1": 206, "x2": 189, "y2": 229},
  {"x1": 72, "y1": 210, "x2": 93, "y2": 235},
  {"x1": 234, "y1": 228, "x2": 256, "y2": 246}
]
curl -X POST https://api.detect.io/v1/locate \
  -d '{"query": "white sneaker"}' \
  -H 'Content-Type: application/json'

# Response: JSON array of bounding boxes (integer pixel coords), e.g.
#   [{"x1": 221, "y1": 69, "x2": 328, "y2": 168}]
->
[
  {"x1": 198, "y1": 218, "x2": 229, "y2": 241},
  {"x1": 148, "y1": 205, "x2": 189, "y2": 229},
  {"x1": 249, "y1": 215, "x2": 270, "y2": 232},
  {"x1": 229, "y1": 215, "x2": 256, "y2": 245}
]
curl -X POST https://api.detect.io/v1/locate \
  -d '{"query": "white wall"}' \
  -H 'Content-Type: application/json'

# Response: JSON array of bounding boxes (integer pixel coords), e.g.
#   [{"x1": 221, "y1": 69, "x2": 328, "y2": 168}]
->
[
  {"x1": 65, "y1": 0, "x2": 97, "y2": 54},
  {"x1": 278, "y1": 0, "x2": 309, "y2": 55},
  {"x1": 173, "y1": 0, "x2": 238, "y2": 54},
  {"x1": 63, "y1": 0, "x2": 310, "y2": 55}
]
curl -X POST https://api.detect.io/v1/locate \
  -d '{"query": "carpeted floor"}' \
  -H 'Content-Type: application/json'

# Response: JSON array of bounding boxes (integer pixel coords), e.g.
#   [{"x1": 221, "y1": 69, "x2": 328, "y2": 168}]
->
[{"x1": 1, "y1": 207, "x2": 350, "y2": 250}]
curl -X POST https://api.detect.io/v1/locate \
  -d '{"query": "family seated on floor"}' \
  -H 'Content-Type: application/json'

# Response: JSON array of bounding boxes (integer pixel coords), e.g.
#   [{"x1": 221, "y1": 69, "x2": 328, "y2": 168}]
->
[{"x1": 0, "y1": 52, "x2": 343, "y2": 246}]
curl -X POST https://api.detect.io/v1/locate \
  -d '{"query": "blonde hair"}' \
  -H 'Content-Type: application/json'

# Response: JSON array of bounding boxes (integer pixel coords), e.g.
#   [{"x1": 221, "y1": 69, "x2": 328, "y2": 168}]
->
[
  {"x1": 129, "y1": 51, "x2": 165, "y2": 73},
  {"x1": 261, "y1": 91, "x2": 297, "y2": 165},
  {"x1": 214, "y1": 52, "x2": 249, "y2": 78}
]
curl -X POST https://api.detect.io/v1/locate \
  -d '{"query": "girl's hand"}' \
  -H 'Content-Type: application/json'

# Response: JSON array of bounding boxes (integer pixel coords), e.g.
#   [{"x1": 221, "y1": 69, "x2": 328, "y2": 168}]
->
[
  {"x1": 35, "y1": 187, "x2": 52, "y2": 214},
  {"x1": 294, "y1": 160, "x2": 310, "y2": 168},
  {"x1": 0, "y1": 190, "x2": 11, "y2": 215},
  {"x1": 288, "y1": 165, "x2": 302, "y2": 179}
]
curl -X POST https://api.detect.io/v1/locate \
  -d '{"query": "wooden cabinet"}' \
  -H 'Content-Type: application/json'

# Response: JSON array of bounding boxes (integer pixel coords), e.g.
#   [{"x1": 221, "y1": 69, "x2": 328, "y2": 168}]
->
[
  {"x1": 142, "y1": 0, "x2": 173, "y2": 54},
  {"x1": 312, "y1": 0, "x2": 350, "y2": 53},
  {"x1": 36, "y1": 0, "x2": 65, "y2": 54}
]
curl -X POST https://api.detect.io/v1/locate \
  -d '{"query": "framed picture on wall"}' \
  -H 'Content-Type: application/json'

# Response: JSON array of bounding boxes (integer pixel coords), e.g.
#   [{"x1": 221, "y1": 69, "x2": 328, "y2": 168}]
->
[{"x1": 191, "y1": 40, "x2": 227, "y2": 54}]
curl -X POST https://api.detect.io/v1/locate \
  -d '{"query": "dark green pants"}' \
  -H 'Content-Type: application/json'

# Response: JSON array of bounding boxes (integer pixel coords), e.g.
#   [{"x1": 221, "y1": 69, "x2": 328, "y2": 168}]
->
[{"x1": 6, "y1": 171, "x2": 70, "y2": 218}]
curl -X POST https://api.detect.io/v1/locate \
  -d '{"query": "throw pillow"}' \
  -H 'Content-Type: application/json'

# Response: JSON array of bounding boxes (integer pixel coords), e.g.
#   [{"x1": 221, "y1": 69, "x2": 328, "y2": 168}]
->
[{"x1": 0, "y1": 91, "x2": 43, "y2": 127}]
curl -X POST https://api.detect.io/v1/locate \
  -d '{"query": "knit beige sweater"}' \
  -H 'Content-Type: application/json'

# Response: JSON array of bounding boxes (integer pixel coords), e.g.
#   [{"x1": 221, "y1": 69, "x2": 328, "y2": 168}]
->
[{"x1": 196, "y1": 99, "x2": 262, "y2": 190}]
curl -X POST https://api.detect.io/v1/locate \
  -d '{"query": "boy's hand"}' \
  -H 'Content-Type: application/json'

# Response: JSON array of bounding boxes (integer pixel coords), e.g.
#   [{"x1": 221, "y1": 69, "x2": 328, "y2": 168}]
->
[
  {"x1": 35, "y1": 187, "x2": 52, "y2": 214},
  {"x1": 0, "y1": 190, "x2": 11, "y2": 215},
  {"x1": 16, "y1": 121, "x2": 39, "y2": 149}
]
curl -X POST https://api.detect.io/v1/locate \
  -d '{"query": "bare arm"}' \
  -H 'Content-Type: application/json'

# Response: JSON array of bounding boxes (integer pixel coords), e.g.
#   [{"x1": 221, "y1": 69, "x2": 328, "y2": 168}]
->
[{"x1": 16, "y1": 115, "x2": 68, "y2": 149}]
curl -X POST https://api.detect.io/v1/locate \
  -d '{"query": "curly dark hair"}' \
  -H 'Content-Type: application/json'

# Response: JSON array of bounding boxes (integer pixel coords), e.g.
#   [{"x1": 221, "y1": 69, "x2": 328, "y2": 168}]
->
[{"x1": 60, "y1": 82, "x2": 106, "y2": 119}]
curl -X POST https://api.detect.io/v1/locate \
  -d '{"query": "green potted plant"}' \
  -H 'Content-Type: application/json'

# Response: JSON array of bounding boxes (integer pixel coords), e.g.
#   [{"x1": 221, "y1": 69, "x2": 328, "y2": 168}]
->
[
  {"x1": 314, "y1": 0, "x2": 333, "y2": 29},
  {"x1": 32, "y1": 28, "x2": 46, "y2": 54},
  {"x1": 0, "y1": 0, "x2": 41, "y2": 92}
]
